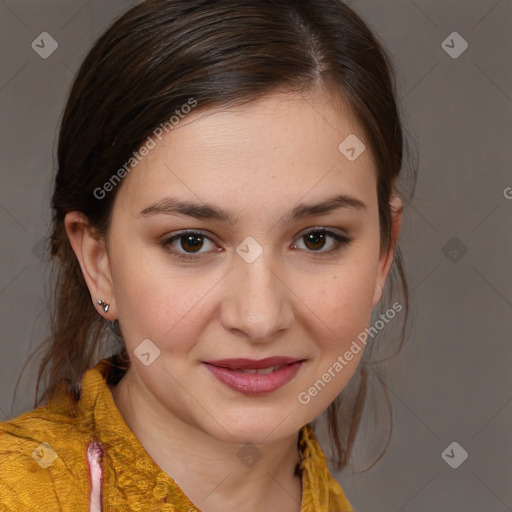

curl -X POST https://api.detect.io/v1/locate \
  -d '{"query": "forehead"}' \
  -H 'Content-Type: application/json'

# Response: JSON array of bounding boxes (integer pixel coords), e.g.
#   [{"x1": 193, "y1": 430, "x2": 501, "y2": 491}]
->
[{"x1": 115, "y1": 89, "x2": 376, "y2": 215}]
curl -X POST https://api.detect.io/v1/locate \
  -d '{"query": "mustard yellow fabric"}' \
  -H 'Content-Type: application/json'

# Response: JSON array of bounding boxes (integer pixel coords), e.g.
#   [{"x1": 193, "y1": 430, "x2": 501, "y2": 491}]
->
[{"x1": 0, "y1": 358, "x2": 354, "y2": 511}]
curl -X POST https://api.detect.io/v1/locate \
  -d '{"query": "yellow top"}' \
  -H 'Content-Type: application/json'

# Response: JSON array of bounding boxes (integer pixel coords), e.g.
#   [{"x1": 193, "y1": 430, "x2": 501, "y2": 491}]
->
[{"x1": 0, "y1": 357, "x2": 354, "y2": 512}]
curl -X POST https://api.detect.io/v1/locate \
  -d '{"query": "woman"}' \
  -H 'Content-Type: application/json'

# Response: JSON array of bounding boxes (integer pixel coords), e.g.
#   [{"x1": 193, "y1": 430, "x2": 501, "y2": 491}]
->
[{"x1": 0, "y1": 0, "x2": 414, "y2": 510}]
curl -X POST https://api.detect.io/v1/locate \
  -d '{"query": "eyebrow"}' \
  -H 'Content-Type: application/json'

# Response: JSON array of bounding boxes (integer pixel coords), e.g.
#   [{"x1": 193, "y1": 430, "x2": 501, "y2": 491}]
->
[{"x1": 139, "y1": 193, "x2": 367, "y2": 224}]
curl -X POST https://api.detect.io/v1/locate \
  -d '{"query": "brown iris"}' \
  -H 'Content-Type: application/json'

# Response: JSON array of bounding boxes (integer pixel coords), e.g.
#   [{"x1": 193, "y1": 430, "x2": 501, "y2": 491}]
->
[
  {"x1": 180, "y1": 234, "x2": 204, "y2": 253},
  {"x1": 303, "y1": 230, "x2": 327, "y2": 251}
]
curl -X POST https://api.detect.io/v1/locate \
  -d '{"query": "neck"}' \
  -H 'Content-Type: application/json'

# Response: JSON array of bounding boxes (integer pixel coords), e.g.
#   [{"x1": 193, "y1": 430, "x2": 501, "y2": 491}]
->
[{"x1": 109, "y1": 367, "x2": 303, "y2": 512}]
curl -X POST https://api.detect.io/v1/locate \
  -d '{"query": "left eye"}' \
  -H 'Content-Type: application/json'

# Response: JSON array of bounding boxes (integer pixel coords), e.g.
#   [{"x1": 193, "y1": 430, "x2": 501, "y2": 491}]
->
[{"x1": 292, "y1": 228, "x2": 350, "y2": 254}]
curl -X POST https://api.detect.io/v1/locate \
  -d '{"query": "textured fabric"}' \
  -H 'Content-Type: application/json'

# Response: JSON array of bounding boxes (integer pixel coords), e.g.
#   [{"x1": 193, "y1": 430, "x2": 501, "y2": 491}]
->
[{"x1": 0, "y1": 357, "x2": 354, "y2": 511}]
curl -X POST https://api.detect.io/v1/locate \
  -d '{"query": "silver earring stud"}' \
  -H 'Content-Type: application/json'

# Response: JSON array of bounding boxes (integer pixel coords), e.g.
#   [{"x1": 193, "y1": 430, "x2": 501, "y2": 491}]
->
[{"x1": 97, "y1": 300, "x2": 110, "y2": 313}]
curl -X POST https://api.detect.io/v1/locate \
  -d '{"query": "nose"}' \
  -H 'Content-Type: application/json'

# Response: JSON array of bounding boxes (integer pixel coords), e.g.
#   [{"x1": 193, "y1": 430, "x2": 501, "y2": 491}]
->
[{"x1": 220, "y1": 251, "x2": 294, "y2": 344}]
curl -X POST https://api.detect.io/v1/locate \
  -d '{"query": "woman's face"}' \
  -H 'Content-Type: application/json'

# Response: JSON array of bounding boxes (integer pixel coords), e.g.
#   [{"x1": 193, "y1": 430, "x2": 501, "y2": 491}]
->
[{"x1": 100, "y1": 89, "x2": 400, "y2": 444}]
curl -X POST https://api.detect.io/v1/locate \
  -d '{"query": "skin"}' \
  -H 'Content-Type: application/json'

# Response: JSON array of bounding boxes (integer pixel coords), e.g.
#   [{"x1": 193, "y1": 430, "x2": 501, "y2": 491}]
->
[{"x1": 65, "y1": 87, "x2": 402, "y2": 512}]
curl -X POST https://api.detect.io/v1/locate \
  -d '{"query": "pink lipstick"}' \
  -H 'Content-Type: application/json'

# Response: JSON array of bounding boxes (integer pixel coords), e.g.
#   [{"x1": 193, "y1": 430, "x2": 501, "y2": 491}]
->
[{"x1": 203, "y1": 356, "x2": 304, "y2": 394}]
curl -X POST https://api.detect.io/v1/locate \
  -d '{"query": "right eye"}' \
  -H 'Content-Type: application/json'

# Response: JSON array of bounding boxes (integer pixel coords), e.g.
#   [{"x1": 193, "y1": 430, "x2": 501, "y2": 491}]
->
[{"x1": 160, "y1": 230, "x2": 222, "y2": 261}]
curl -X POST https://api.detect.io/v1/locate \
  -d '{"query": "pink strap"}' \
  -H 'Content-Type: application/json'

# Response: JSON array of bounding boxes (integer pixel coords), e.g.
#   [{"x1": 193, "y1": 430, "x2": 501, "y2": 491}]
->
[{"x1": 86, "y1": 439, "x2": 104, "y2": 512}]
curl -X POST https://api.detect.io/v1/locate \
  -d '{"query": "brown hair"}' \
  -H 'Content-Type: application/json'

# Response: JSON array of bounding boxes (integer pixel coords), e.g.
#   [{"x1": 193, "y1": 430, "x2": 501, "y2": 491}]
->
[{"x1": 23, "y1": 0, "x2": 417, "y2": 472}]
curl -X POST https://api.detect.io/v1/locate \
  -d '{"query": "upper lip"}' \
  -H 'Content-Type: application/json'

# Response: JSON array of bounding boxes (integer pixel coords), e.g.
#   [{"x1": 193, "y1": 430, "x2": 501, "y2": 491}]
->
[{"x1": 204, "y1": 357, "x2": 303, "y2": 370}]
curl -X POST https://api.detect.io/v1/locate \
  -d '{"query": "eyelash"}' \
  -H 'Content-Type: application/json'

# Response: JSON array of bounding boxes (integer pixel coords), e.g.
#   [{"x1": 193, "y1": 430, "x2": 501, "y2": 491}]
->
[{"x1": 160, "y1": 228, "x2": 351, "y2": 261}]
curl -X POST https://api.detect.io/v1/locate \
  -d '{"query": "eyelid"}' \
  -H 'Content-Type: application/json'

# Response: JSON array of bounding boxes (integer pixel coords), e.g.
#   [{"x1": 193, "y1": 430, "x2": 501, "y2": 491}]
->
[{"x1": 295, "y1": 225, "x2": 349, "y2": 239}]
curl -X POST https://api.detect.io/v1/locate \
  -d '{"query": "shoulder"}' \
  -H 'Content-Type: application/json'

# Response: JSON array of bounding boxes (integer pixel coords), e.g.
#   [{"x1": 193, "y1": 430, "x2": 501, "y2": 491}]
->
[{"x1": 0, "y1": 402, "x2": 91, "y2": 511}]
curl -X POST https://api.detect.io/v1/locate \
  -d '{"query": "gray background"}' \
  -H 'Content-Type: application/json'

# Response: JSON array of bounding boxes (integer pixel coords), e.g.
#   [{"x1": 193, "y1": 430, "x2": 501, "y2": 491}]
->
[{"x1": 0, "y1": 1, "x2": 510, "y2": 511}]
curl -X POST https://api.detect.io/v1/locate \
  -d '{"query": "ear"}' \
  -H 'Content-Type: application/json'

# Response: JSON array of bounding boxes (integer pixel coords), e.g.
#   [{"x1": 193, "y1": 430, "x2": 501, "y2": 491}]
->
[
  {"x1": 64, "y1": 211, "x2": 116, "y2": 319},
  {"x1": 371, "y1": 195, "x2": 403, "y2": 308}
]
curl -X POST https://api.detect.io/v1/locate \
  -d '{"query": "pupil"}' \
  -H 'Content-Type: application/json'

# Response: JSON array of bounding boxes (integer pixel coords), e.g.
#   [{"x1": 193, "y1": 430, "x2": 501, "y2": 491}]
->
[{"x1": 182, "y1": 234, "x2": 203, "y2": 252}]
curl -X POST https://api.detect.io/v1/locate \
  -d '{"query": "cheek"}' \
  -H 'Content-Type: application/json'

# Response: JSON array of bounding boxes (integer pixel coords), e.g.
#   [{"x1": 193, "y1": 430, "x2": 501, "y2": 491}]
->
[
  {"x1": 295, "y1": 270, "x2": 375, "y2": 415},
  {"x1": 110, "y1": 250, "x2": 217, "y2": 353},
  {"x1": 304, "y1": 264, "x2": 376, "y2": 347}
]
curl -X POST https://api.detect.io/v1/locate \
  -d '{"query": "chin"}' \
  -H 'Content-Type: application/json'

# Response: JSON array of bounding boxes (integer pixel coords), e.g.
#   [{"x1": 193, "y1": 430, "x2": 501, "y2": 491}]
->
[{"x1": 206, "y1": 409, "x2": 304, "y2": 446}]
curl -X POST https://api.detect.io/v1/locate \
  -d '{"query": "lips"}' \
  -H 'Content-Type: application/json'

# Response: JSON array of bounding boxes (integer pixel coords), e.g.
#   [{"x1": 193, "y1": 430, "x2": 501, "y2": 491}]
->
[
  {"x1": 204, "y1": 356, "x2": 301, "y2": 370},
  {"x1": 203, "y1": 356, "x2": 304, "y2": 394}
]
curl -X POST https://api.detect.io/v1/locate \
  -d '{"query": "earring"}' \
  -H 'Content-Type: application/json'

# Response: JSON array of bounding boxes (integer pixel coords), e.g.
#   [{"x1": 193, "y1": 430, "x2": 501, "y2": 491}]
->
[
  {"x1": 97, "y1": 300, "x2": 110, "y2": 314},
  {"x1": 377, "y1": 285, "x2": 383, "y2": 297}
]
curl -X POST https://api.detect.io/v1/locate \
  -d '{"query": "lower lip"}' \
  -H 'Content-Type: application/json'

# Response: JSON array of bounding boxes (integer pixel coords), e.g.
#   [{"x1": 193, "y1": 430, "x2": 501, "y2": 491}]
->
[{"x1": 203, "y1": 361, "x2": 303, "y2": 395}]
